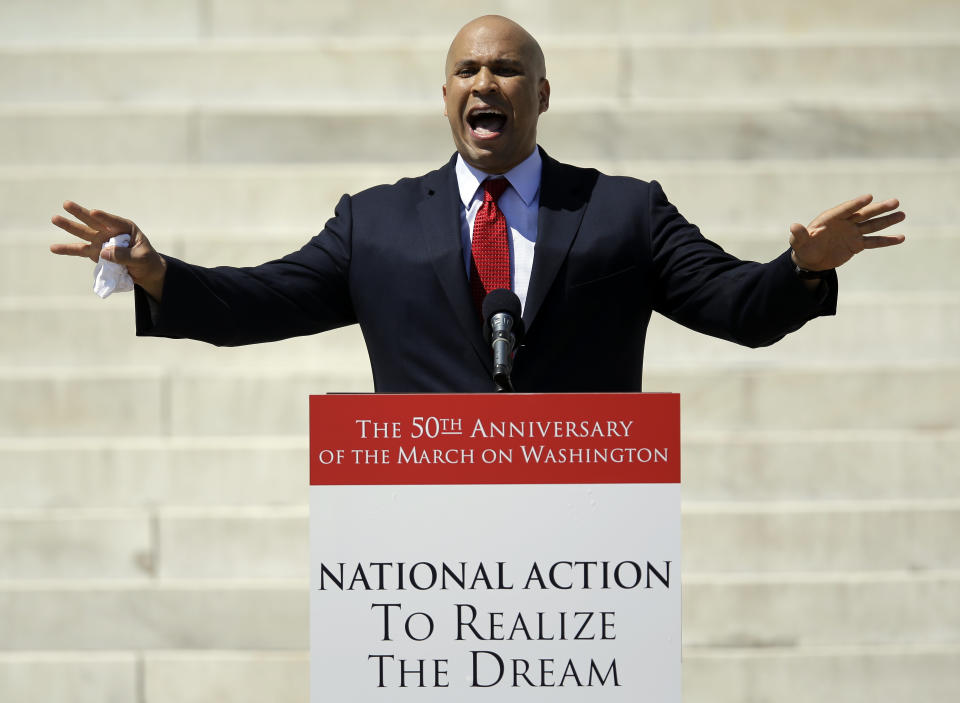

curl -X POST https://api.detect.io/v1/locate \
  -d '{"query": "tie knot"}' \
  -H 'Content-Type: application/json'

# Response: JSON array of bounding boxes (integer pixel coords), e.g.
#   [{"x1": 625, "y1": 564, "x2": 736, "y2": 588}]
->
[{"x1": 482, "y1": 178, "x2": 509, "y2": 203}]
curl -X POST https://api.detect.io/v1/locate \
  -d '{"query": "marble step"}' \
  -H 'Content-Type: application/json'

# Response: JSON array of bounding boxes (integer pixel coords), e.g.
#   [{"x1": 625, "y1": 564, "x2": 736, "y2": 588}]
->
[
  {"x1": 0, "y1": 300, "x2": 368, "y2": 369},
  {"x1": 683, "y1": 644, "x2": 960, "y2": 703},
  {"x1": 1, "y1": 502, "x2": 957, "y2": 580},
  {"x1": 0, "y1": 580, "x2": 307, "y2": 650},
  {"x1": 1, "y1": 294, "x2": 954, "y2": 366},
  {"x1": 3, "y1": 101, "x2": 958, "y2": 166},
  {"x1": 1, "y1": 572, "x2": 957, "y2": 649},
  {"x1": 0, "y1": 436, "x2": 309, "y2": 509},
  {"x1": 0, "y1": 509, "x2": 153, "y2": 580},
  {"x1": 682, "y1": 430, "x2": 960, "y2": 502},
  {"x1": 1, "y1": 430, "x2": 955, "y2": 509},
  {"x1": 644, "y1": 297, "x2": 960, "y2": 366},
  {"x1": 1, "y1": 38, "x2": 956, "y2": 104},
  {"x1": 684, "y1": 571, "x2": 960, "y2": 648},
  {"x1": 0, "y1": 652, "x2": 139, "y2": 703},
  {"x1": 9, "y1": 161, "x2": 950, "y2": 237},
  {"x1": 1, "y1": 363, "x2": 956, "y2": 437},
  {"x1": 2, "y1": 646, "x2": 958, "y2": 703},
  {"x1": 0, "y1": 651, "x2": 307, "y2": 703},
  {"x1": 3, "y1": 0, "x2": 956, "y2": 41},
  {"x1": 0, "y1": 507, "x2": 306, "y2": 580},
  {"x1": 683, "y1": 501, "x2": 960, "y2": 573}
]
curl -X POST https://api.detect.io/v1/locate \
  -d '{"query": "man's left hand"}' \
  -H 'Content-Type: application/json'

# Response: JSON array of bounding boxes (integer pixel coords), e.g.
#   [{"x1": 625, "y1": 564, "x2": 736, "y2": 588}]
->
[{"x1": 789, "y1": 194, "x2": 905, "y2": 271}]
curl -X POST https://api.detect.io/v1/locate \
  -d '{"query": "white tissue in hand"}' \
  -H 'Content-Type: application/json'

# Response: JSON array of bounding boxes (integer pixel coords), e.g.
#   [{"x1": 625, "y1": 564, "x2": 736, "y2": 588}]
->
[{"x1": 93, "y1": 234, "x2": 135, "y2": 298}]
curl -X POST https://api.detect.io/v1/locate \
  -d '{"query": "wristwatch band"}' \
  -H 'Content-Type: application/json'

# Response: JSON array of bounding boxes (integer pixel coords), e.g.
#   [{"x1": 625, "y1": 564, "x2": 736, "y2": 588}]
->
[{"x1": 794, "y1": 264, "x2": 833, "y2": 280}]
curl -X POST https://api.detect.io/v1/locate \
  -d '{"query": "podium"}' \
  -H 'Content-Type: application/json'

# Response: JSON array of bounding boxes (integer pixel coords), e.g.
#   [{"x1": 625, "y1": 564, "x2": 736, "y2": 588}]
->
[{"x1": 309, "y1": 393, "x2": 681, "y2": 701}]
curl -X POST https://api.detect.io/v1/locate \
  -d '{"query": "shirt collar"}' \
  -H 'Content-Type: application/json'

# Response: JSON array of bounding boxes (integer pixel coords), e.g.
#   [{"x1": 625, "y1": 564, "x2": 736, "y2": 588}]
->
[{"x1": 455, "y1": 148, "x2": 542, "y2": 208}]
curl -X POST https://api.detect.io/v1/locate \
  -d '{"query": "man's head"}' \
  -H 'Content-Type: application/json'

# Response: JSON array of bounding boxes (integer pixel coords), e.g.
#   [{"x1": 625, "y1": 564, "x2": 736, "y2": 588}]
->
[{"x1": 443, "y1": 15, "x2": 549, "y2": 174}]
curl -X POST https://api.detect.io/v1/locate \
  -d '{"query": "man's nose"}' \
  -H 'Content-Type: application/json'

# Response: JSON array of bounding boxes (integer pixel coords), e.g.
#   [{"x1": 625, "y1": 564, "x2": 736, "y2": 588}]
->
[{"x1": 471, "y1": 67, "x2": 499, "y2": 94}]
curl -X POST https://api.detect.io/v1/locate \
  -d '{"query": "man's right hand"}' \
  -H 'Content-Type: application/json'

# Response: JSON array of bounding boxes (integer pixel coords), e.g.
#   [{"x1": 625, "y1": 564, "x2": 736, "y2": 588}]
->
[{"x1": 50, "y1": 201, "x2": 167, "y2": 301}]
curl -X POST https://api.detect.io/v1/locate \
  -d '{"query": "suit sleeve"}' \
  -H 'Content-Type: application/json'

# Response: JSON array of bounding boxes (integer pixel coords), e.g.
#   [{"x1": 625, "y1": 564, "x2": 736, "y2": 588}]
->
[
  {"x1": 648, "y1": 180, "x2": 837, "y2": 348},
  {"x1": 135, "y1": 194, "x2": 356, "y2": 346}
]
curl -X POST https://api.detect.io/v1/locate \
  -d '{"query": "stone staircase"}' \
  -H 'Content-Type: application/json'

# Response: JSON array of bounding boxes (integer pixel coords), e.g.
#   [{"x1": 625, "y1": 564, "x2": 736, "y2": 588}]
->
[{"x1": 1, "y1": 1, "x2": 958, "y2": 700}]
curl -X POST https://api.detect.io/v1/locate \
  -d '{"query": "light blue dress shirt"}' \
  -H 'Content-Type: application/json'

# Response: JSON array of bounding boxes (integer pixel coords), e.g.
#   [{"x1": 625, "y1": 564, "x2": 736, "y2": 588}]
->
[{"x1": 455, "y1": 148, "x2": 542, "y2": 314}]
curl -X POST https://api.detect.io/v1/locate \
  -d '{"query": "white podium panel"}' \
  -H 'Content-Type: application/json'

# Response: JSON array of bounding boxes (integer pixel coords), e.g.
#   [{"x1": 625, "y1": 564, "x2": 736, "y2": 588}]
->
[{"x1": 309, "y1": 393, "x2": 681, "y2": 702}]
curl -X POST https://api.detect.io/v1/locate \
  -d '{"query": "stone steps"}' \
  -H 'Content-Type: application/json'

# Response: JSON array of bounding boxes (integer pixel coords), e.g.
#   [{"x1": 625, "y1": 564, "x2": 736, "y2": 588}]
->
[
  {"x1": 3, "y1": 0, "x2": 957, "y2": 40},
  {"x1": 2, "y1": 430, "x2": 955, "y2": 508},
  {"x1": 2, "y1": 501, "x2": 959, "y2": 580},
  {"x1": 2, "y1": 2, "x2": 954, "y2": 699},
  {"x1": 4, "y1": 101, "x2": 959, "y2": 165},
  {"x1": 2, "y1": 38, "x2": 956, "y2": 104},
  {"x1": 1, "y1": 364, "x2": 956, "y2": 437},
  {"x1": 1, "y1": 293, "x2": 955, "y2": 366}
]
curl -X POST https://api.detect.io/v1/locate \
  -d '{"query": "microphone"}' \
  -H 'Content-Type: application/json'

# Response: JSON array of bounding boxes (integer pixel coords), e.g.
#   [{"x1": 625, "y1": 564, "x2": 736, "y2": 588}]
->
[{"x1": 482, "y1": 289, "x2": 524, "y2": 392}]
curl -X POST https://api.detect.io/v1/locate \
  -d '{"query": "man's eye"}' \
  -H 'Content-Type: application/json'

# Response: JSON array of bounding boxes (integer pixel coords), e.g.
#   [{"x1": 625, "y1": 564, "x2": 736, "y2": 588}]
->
[{"x1": 457, "y1": 68, "x2": 477, "y2": 77}]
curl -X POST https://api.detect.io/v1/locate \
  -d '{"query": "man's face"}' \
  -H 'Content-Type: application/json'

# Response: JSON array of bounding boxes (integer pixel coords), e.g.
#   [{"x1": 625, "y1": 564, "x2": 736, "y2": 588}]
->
[{"x1": 443, "y1": 19, "x2": 549, "y2": 174}]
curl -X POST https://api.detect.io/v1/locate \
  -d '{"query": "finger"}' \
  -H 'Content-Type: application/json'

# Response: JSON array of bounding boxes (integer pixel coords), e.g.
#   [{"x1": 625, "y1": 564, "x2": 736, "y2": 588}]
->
[
  {"x1": 62, "y1": 200, "x2": 104, "y2": 230},
  {"x1": 862, "y1": 234, "x2": 906, "y2": 250},
  {"x1": 51, "y1": 214, "x2": 99, "y2": 242},
  {"x1": 857, "y1": 211, "x2": 906, "y2": 235},
  {"x1": 101, "y1": 245, "x2": 131, "y2": 265},
  {"x1": 818, "y1": 194, "x2": 874, "y2": 223},
  {"x1": 50, "y1": 241, "x2": 96, "y2": 258},
  {"x1": 851, "y1": 198, "x2": 900, "y2": 222},
  {"x1": 88, "y1": 208, "x2": 133, "y2": 234},
  {"x1": 788, "y1": 222, "x2": 809, "y2": 248}
]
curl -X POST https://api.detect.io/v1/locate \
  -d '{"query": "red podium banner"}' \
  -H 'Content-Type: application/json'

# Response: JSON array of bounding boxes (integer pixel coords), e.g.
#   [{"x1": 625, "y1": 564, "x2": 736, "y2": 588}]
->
[{"x1": 310, "y1": 393, "x2": 681, "y2": 702}]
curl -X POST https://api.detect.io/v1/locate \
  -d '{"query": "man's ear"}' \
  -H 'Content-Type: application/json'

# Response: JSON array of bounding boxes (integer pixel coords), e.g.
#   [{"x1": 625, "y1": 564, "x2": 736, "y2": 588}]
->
[
  {"x1": 442, "y1": 84, "x2": 448, "y2": 116},
  {"x1": 539, "y1": 78, "x2": 550, "y2": 114}
]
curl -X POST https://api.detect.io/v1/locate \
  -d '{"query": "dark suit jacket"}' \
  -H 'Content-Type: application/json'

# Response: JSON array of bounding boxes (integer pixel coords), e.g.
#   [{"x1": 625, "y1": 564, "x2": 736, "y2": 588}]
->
[{"x1": 136, "y1": 149, "x2": 836, "y2": 392}]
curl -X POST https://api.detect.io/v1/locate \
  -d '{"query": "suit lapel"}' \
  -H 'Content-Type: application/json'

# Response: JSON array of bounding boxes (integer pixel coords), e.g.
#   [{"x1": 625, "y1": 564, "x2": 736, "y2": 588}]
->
[
  {"x1": 416, "y1": 155, "x2": 492, "y2": 371},
  {"x1": 523, "y1": 150, "x2": 591, "y2": 331}
]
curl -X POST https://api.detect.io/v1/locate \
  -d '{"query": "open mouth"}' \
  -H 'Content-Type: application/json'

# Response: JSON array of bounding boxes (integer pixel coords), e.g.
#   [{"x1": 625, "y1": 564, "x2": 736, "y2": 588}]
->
[{"x1": 467, "y1": 108, "x2": 507, "y2": 138}]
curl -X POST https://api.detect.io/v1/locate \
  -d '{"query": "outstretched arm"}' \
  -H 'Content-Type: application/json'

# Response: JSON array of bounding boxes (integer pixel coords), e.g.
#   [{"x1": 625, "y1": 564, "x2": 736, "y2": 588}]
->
[
  {"x1": 789, "y1": 194, "x2": 905, "y2": 272},
  {"x1": 650, "y1": 184, "x2": 906, "y2": 349},
  {"x1": 50, "y1": 201, "x2": 167, "y2": 301},
  {"x1": 52, "y1": 194, "x2": 357, "y2": 347}
]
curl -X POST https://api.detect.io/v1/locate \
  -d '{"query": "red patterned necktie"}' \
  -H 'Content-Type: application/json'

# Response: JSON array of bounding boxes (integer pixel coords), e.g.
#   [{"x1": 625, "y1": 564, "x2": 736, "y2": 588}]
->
[{"x1": 470, "y1": 177, "x2": 511, "y2": 313}]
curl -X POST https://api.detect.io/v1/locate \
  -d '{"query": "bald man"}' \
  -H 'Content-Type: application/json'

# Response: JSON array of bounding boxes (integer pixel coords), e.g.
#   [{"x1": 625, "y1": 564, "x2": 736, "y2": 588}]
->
[{"x1": 51, "y1": 16, "x2": 904, "y2": 392}]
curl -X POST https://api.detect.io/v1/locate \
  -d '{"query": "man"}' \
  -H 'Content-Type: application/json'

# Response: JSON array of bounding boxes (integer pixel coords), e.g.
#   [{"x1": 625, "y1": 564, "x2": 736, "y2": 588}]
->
[{"x1": 50, "y1": 16, "x2": 905, "y2": 392}]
